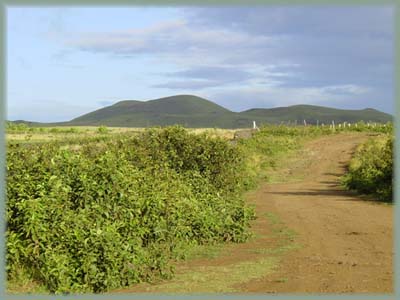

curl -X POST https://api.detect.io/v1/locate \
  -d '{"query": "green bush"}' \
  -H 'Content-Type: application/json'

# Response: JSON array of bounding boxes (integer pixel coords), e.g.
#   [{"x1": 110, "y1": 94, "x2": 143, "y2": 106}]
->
[
  {"x1": 6, "y1": 126, "x2": 255, "y2": 293},
  {"x1": 342, "y1": 135, "x2": 393, "y2": 202},
  {"x1": 6, "y1": 122, "x2": 29, "y2": 133},
  {"x1": 68, "y1": 127, "x2": 78, "y2": 133},
  {"x1": 49, "y1": 128, "x2": 60, "y2": 133},
  {"x1": 97, "y1": 125, "x2": 109, "y2": 134}
]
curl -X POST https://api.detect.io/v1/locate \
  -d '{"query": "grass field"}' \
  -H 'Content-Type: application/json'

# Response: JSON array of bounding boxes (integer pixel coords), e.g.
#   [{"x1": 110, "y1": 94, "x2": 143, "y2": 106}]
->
[{"x1": 6, "y1": 125, "x2": 243, "y2": 143}]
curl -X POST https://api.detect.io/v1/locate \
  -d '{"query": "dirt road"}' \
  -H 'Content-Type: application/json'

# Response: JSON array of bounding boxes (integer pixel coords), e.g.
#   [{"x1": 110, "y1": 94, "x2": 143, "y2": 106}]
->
[
  {"x1": 115, "y1": 132, "x2": 393, "y2": 293},
  {"x1": 241, "y1": 133, "x2": 393, "y2": 293}
]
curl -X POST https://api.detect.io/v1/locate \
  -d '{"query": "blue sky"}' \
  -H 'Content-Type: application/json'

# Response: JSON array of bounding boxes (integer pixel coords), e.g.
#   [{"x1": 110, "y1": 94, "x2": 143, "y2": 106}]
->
[{"x1": 7, "y1": 6, "x2": 394, "y2": 122}]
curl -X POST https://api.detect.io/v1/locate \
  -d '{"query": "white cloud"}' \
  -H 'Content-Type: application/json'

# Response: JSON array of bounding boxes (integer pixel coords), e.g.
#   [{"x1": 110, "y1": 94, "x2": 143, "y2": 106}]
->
[
  {"x1": 322, "y1": 85, "x2": 370, "y2": 95},
  {"x1": 208, "y1": 84, "x2": 372, "y2": 112},
  {"x1": 49, "y1": 6, "x2": 395, "y2": 114}
]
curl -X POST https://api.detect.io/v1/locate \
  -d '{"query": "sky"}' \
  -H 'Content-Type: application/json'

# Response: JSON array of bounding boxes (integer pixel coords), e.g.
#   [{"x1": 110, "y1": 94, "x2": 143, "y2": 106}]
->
[{"x1": 7, "y1": 5, "x2": 394, "y2": 122}]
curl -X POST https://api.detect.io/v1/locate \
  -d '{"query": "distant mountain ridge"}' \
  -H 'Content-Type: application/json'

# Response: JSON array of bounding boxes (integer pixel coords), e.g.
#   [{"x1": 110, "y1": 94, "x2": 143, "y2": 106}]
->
[{"x1": 12, "y1": 95, "x2": 393, "y2": 128}]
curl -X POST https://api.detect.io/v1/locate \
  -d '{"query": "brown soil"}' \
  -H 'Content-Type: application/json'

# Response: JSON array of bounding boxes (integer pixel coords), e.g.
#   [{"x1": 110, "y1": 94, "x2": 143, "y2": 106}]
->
[
  {"x1": 240, "y1": 133, "x2": 393, "y2": 293},
  {"x1": 115, "y1": 132, "x2": 393, "y2": 294}
]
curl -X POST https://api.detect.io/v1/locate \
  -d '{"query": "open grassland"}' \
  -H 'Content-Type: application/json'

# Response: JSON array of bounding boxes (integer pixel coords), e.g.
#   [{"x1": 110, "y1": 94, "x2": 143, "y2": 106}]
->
[
  {"x1": 6, "y1": 122, "x2": 393, "y2": 294},
  {"x1": 6, "y1": 123, "x2": 242, "y2": 144}
]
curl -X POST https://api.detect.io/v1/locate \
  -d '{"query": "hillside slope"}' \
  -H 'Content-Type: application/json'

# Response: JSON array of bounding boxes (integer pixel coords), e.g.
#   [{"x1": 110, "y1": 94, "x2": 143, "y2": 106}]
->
[
  {"x1": 11, "y1": 95, "x2": 392, "y2": 128},
  {"x1": 243, "y1": 104, "x2": 392, "y2": 125},
  {"x1": 70, "y1": 95, "x2": 236, "y2": 127}
]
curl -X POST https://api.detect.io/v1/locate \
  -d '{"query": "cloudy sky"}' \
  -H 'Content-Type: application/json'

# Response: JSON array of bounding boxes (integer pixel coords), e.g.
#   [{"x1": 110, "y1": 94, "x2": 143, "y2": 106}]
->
[{"x1": 7, "y1": 6, "x2": 394, "y2": 122}]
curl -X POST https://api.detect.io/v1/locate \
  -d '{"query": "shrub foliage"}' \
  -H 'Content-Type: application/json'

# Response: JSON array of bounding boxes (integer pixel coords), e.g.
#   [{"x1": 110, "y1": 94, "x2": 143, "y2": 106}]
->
[
  {"x1": 6, "y1": 126, "x2": 254, "y2": 293},
  {"x1": 342, "y1": 135, "x2": 393, "y2": 202}
]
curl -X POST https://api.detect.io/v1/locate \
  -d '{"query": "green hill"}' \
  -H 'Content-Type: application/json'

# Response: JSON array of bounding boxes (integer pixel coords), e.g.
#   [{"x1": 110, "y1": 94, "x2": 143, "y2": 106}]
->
[
  {"x1": 70, "y1": 95, "x2": 234, "y2": 127},
  {"x1": 242, "y1": 104, "x2": 392, "y2": 125},
  {"x1": 10, "y1": 95, "x2": 393, "y2": 128}
]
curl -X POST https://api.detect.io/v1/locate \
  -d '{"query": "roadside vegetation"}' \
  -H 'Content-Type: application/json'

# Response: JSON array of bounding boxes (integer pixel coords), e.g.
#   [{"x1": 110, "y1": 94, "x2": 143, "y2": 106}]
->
[
  {"x1": 342, "y1": 134, "x2": 393, "y2": 202},
  {"x1": 6, "y1": 121, "x2": 393, "y2": 293},
  {"x1": 7, "y1": 126, "x2": 256, "y2": 293}
]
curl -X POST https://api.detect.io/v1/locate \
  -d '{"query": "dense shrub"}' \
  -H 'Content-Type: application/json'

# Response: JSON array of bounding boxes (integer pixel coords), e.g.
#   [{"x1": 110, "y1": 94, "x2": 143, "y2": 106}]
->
[
  {"x1": 6, "y1": 122, "x2": 29, "y2": 133},
  {"x1": 97, "y1": 125, "x2": 109, "y2": 134},
  {"x1": 120, "y1": 127, "x2": 248, "y2": 193},
  {"x1": 6, "y1": 126, "x2": 255, "y2": 293},
  {"x1": 342, "y1": 135, "x2": 393, "y2": 202}
]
